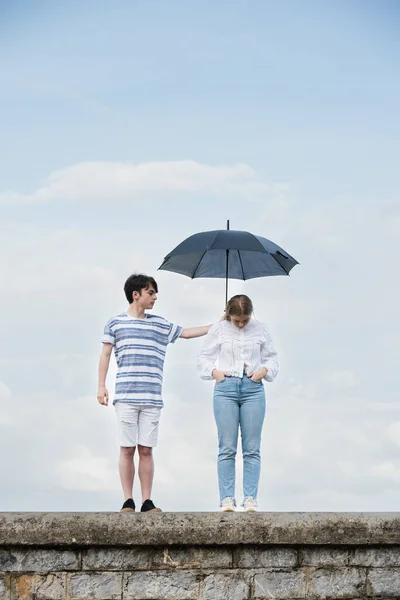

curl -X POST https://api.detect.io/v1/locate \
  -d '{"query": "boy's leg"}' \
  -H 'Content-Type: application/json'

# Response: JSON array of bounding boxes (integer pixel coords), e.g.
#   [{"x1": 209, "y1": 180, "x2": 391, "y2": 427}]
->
[
  {"x1": 119, "y1": 446, "x2": 136, "y2": 500},
  {"x1": 115, "y1": 402, "x2": 140, "y2": 500},
  {"x1": 137, "y1": 406, "x2": 161, "y2": 503},
  {"x1": 137, "y1": 445, "x2": 154, "y2": 502}
]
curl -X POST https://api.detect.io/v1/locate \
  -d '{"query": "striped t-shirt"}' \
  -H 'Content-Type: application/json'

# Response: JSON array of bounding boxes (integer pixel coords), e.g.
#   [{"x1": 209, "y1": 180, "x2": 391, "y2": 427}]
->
[{"x1": 102, "y1": 313, "x2": 183, "y2": 407}]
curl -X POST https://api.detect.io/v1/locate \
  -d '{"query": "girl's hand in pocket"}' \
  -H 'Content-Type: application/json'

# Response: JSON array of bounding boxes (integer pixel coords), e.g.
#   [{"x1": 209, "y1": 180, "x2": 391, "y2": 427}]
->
[
  {"x1": 247, "y1": 367, "x2": 267, "y2": 382},
  {"x1": 212, "y1": 369, "x2": 230, "y2": 383}
]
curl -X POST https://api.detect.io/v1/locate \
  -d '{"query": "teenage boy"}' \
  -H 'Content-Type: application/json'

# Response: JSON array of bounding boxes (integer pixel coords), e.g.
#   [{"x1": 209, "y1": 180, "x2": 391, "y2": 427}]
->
[{"x1": 97, "y1": 273, "x2": 211, "y2": 513}]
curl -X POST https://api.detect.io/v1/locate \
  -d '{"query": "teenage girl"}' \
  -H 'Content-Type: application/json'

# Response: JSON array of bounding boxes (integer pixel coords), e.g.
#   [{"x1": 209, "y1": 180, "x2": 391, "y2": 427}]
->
[{"x1": 198, "y1": 295, "x2": 278, "y2": 511}]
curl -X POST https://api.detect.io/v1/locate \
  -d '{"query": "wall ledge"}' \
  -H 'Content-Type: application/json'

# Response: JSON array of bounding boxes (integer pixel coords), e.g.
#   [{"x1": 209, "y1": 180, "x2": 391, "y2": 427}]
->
[{"x1": 1, "y1": 512, "x2": 400, "y2": 547}]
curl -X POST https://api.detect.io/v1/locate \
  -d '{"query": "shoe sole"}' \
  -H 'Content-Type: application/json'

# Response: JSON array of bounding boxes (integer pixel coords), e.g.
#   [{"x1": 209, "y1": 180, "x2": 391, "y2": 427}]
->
[
  {"x1": 221, "y1": 507, "x2": 235, "y2": 512},
  {"x1": 120, "y1": 508, "x2": 135, "y2": 513},
  {"x1": 142, "y1": 508, "x2": 162, "y2": 513},
  {"x1": 244, "y1": 508, "x2": 257, "y2": 512}
]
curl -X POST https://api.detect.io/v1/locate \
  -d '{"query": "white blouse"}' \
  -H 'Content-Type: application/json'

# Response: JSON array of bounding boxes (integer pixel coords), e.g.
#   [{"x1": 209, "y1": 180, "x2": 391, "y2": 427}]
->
[{"x1": 198, "y1": 319, "x2": 279, "y2": 382}]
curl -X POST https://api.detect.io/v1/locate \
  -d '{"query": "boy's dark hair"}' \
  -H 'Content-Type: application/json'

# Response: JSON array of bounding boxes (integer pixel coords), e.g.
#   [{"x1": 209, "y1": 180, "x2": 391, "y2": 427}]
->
[{"x1": 124, "y1": 274, "x2": 158, "y2": 303}]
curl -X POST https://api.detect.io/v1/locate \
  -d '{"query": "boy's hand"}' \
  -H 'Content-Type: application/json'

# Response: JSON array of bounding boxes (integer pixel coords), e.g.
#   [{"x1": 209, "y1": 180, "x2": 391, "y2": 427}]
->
[
  {"x1": 97, "y1": 386, "x2": 109, "y2": 406},
  {"x1": 247, "y1": 368, "x2": 268, "y2": 382},
  {"x1": 212, "y1": 369, "x2": 230, "y2": 383}
]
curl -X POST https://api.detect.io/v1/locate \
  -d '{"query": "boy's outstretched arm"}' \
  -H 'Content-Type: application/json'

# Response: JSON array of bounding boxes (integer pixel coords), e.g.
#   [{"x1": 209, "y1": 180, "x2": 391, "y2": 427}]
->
[
  {"x1": 97, "y1": 343, "x2": 113, "y2": 406},
  {"x1": 179, "y1": 325, "x2": 212, "y2": 339}
]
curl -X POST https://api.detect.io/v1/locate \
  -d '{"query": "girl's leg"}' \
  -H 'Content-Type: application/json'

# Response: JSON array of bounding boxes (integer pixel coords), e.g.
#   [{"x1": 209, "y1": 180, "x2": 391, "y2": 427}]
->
[
  {"x1": 239, "y1": 379, "x2": 266, "y2": 499},
  {"x1": 213, "y1": 378, "x2": 240, "y2": 501}
]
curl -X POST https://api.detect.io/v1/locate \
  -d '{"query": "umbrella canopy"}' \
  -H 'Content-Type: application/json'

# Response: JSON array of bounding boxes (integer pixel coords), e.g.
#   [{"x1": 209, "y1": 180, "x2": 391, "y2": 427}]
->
[{"x1": 158, "y1": 224, "x2": 299, "y2": 304}]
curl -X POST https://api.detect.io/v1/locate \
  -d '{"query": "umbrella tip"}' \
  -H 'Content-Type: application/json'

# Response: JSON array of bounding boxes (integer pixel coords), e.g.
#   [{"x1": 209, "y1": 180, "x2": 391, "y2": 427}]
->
[{"x1": 227, "y1": 219, "x2": 230, "y2": 230}]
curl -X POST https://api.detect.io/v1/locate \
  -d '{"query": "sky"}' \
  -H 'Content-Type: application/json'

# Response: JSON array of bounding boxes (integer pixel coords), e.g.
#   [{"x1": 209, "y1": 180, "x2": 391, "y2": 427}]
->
[{"x1": 0, "y1": 0, "x2": 399, "y2": 512}]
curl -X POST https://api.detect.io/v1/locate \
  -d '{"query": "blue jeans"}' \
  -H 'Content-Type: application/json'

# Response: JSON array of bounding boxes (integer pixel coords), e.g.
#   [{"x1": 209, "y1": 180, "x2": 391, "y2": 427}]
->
[{"x1": 213, "y1": 375, "x2": 266, "y2": 501}]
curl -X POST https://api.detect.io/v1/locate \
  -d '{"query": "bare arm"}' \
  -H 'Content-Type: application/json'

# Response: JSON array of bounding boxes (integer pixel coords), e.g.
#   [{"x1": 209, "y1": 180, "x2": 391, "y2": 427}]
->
[
  {"x1": 180, "y1": 324, "x2": 212, "y2": 339},
  {"x1": 97, "y1": 343, "x2": 113, "y2": 406}
]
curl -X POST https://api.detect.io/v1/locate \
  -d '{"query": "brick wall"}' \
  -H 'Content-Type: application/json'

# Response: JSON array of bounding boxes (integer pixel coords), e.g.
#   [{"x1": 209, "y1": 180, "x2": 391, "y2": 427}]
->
[{"x1": 1, "y1": 513, "x2": 400, "y2": 599}]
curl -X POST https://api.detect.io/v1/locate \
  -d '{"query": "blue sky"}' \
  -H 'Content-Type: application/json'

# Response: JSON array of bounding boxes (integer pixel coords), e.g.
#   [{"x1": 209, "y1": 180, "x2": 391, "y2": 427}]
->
[
  {"x1": 0, "y1": 1, "x2": 400, "y2": 511},
  {"x1": 1, "y1": 0, "x2": 399, "y2": 193}
]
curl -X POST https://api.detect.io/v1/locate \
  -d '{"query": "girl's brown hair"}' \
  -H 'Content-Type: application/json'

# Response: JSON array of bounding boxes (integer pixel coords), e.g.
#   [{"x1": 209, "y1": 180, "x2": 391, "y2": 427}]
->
[{"x1": 225, "y1": 294, "x2": 253, "y2": 320}]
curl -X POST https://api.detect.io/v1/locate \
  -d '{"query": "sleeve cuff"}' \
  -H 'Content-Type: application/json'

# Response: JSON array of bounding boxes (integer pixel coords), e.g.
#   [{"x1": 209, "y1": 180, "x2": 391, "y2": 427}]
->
[
  {"x1": 170, "y1": 325, "x2": 183, "y2": 343},
  {"x1": 198, "y1": 366, "x2": 216, "y2": 380},
  {"x1": 261, "y1": 365, "x2": 274, "y2": 382}
]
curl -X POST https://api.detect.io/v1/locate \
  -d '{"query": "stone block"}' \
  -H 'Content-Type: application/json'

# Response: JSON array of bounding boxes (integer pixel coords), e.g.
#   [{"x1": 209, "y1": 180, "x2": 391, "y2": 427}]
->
[
  {"x1": 83, "y1": 548, "x2": 149, "y2": 570},
  {"x1": 351, "y1": 547, "x2": 400, "y2": 567},
  {"x1": 151, "y1": 547, "x2": 232, "y2": 569},
  {"x1": 203, "y1": 572, "x2": 250, "y2": 600},
  {"x1": 11, "y1": 573, "x2": 66, "y2": 600},
  {"x1": 301, "y1": 548, "x2": 349, "y2": 567},
  {"x1": 0, "y1": 549, "x2": 79, "y2": 572},
  {"x1": 69, "y1": 572, "x2": 122, "y2": 600},
  {"x1": 0, "y1": 574, "x2": 10, "y2": 600},
  {"x1": 254, "y1": 571, "x2": 306, "y2": 599},
  {"x1": 311, "y1": 567, "x2": 365, "y2": 598},
  {"x1": 237, "y1": 547, "x2": 297, "y2": 569},
  {"x1": 368, "y1": 568, "x2": 400, "y2": 596},
  {"x1": 123, "y1": 571, "x2": 199, "y2": 599}
]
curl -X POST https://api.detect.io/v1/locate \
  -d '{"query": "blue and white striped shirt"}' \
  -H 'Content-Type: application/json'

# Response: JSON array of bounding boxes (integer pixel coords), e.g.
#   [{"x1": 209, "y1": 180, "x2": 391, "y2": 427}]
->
[{"x1": 102, "y1": 313, "x2": 183, "y2": 407}]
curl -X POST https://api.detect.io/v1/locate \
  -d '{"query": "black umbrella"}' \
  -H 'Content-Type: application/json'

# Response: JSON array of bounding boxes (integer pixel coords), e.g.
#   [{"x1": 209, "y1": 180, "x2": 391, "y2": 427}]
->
[{"x1": 159, "y1": 220, "x2": 299, "y2": 305}]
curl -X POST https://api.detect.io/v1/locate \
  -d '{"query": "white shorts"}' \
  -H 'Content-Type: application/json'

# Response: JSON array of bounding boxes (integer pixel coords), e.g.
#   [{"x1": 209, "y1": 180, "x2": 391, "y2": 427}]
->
[{"x1": 115, "y1": 402, "x2": 161, "y2": 448}]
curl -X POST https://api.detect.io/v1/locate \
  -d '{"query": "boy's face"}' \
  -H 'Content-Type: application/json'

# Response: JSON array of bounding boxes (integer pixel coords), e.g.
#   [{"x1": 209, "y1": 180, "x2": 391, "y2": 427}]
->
[{"x1": 133, "y1": 285, "x2": 157, "y2": 309}]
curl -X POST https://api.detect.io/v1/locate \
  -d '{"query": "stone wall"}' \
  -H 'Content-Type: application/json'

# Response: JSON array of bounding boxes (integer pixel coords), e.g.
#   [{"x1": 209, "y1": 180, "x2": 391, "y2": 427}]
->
[{"x1": 1, "y1": 513, "x2": 400, "y2": 599}]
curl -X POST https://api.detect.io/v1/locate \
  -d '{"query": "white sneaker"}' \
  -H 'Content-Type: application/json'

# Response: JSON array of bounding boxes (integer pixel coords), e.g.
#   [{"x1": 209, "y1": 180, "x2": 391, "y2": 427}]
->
[
  {"x1": 243, "y1": 497, "x2": 258, "y2": 512},
  {"x1": 220, "y1": 497, "x2": 236, "y2": 512}
]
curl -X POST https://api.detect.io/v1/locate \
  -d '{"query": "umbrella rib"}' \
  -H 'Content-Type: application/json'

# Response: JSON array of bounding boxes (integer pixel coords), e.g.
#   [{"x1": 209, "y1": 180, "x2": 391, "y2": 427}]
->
[
  {"x1": 248, "y1": 233, "x2": 291, "y2": 275},
  {"x1": 191, "y1": 230, "x2": 221, "y2": 278},
  {"x1": 238, "y1": 250, "x2": 246, "y2": 280},
  {"x1": 191, "y1": 250, "x2": 207, "y2": 279},
  {"x1": 248, "y1": 232, "x2": 270, "y2": 253},
  {"x1": 271, "y1": 252, "x2": 291, "y2": 275}
]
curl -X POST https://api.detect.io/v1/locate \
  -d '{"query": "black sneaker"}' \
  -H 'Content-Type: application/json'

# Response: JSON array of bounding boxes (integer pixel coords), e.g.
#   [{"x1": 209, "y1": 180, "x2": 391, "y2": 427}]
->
[
  {"x1": 141, "y1": 499, "x2": 162, "y2": 513},
  {"x1": 120, "y1": 498, "x2": 135, "y2": 513}
]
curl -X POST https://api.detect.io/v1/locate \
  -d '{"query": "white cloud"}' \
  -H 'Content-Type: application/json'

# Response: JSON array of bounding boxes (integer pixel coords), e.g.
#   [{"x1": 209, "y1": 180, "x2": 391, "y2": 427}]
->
[
  {"x1": 387, "y1": 216, "x2": 400, "y2": 234},
  {"x1": 0, "y1": 380, "x2": 12, "y2": 401},
  {"x1": 386, "y1": 422, "x2": 400, "y2": 448},
  {"x1": 381, "y1": 198, "x2": 400, "y2": 234},
  {"x1": 0, "y1": 160, "x2": 280, "y2": 205},
  {"x1": 0, "y1": 381, "x2": 12, "y2": 426},
  {"x1": 0, "y1": 225, "x2": 118, "y2": 306},
  {"x1": 371, "y1": 461, "x2": 400, "y2": 484},
  {"x1": 57, "y1": 446, "x2": 119, "y2": 491},
  {"x1": 1, "y1": 157, "x2": 399, "y2": 511}
]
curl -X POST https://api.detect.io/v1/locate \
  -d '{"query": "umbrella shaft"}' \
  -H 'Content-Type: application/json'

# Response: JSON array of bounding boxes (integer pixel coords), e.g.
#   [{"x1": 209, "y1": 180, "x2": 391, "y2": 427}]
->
[
  {"x1": 225, "y1": 249, "x2": 229, "y2": 307},
  {"x1": 225, "y1": 220, "x2": 230, "y2": 307}
]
